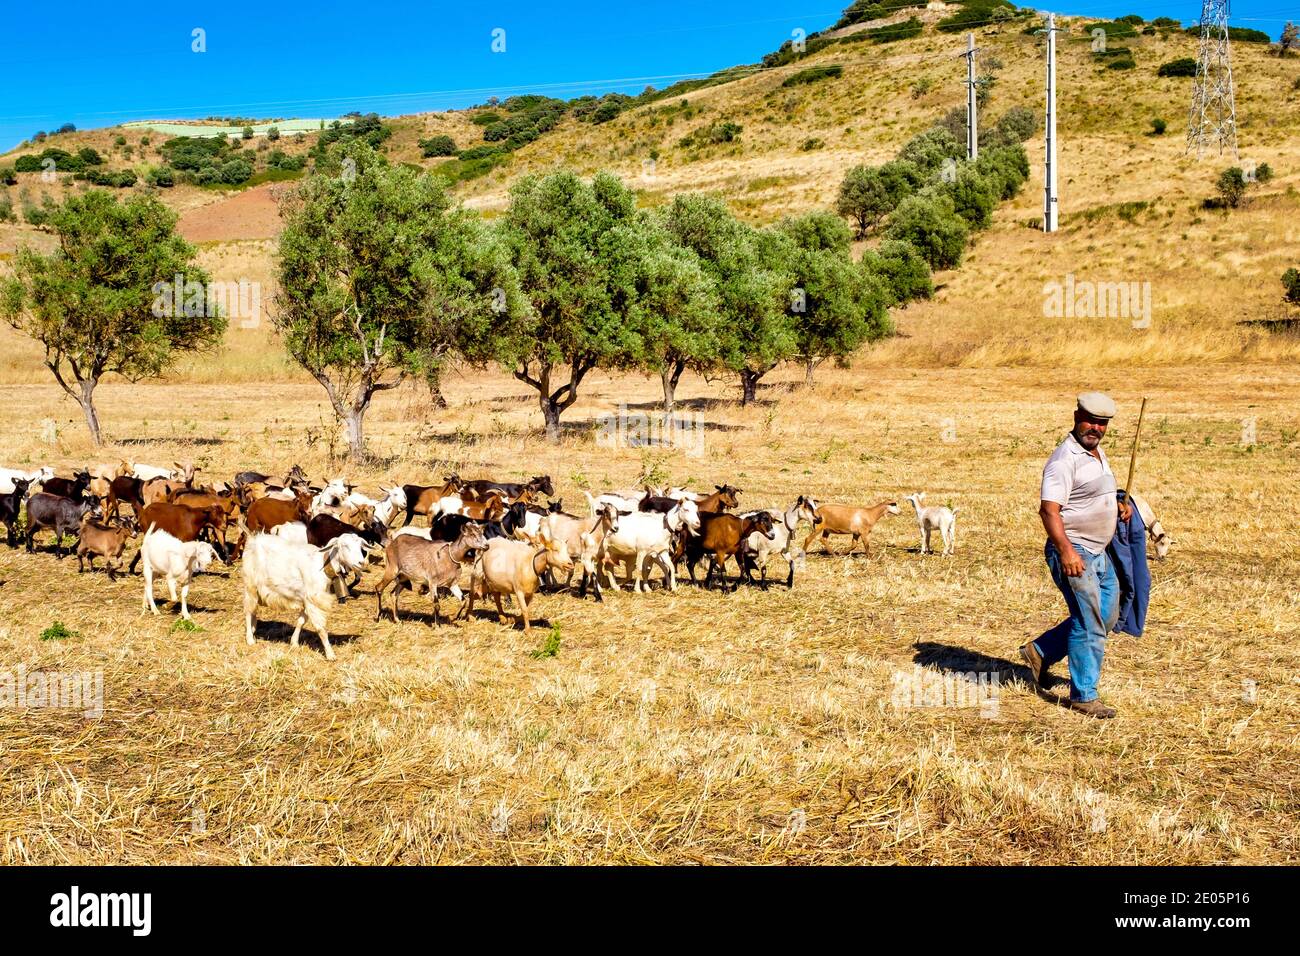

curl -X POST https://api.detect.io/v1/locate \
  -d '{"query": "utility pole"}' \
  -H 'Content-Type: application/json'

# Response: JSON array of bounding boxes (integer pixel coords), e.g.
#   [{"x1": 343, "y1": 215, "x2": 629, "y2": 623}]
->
[
  {"x1": 1043, "y1": 13, "x2": 1058, "y2": 233},
  {"x1": 1187, "y1": 0, "x2": 1238, "y2": 159},
  {"x1": 963, "y1": 33, "x2": 978, "y2": 160}
]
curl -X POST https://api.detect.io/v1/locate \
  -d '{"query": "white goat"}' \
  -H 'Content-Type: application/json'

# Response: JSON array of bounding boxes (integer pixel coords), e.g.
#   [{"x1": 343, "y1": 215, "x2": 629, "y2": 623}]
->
[
  {"x1": 1127, "y1": 492, "x2": 1173, "y2": 560},
  {"x1": 0, "y1": 466, "x2": 54, "y2": 495},
  {"x1": 904, "y1": 492, "x2": 958, "y2": 556},
  {"x1": 271, "y1": 521, "x2": 309, "y2": 543},
  {"x1": 311, "y1": 478, "x2": 352, "y2": 515},
  {"x1": 130, "y1": 462, "x2": 178, "y2": 482},
  {"x1": 595, "y1": 494, "x2": 700, "y2": 592},
  {"x1": 361, "y1": 486, "x2": 407, "y2": 528},
  {"x1": 741, "y1": 495, "x2": 820, "y2": 589},
  {"x1": 139, "y1": 525, "x2": 220, "y2": 621},
  {"x1": 241, "y1": 533, "x2": 358, "y2": 661}
]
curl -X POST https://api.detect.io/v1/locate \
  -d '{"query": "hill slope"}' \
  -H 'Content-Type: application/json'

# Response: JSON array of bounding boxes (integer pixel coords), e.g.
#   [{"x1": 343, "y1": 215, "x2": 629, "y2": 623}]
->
[{"x1": 2, "y1": 10, "x2": 1298, "y2": 377}]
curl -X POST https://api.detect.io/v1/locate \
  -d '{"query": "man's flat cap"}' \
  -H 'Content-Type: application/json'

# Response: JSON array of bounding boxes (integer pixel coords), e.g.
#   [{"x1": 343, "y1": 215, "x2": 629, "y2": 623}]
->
[{"x1": 1077, "y1": 391, "x2": 1117, "y2": 419}]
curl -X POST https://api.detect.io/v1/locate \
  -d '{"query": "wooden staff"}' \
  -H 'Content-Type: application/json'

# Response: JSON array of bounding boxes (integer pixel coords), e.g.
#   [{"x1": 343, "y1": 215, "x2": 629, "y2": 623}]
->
[{"x1": 1124, "y1": 397, "x2": 1148, "y2": 497}]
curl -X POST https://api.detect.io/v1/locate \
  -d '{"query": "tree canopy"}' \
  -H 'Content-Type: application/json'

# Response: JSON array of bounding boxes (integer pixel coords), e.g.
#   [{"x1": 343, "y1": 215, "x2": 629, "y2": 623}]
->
[{"x1": 1, "y1": 190, "x2": 221, "y2": 444}]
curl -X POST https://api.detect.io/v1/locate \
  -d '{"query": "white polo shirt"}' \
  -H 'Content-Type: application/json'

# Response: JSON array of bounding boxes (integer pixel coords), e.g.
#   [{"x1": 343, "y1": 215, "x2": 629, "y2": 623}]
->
[{"x1": 1040, "y1": 432, "x2": 1118, "y2": 554}]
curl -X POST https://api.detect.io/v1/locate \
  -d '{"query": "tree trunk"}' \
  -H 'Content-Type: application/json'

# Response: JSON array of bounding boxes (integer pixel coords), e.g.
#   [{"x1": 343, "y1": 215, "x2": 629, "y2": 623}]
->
[
  {"x1": 804, "y1": 356, "x2": 819, "y2": 387},
  {"x1": 77, "y1": 377, "x2": 102, "y2": 446},
  {"x1": 740, "y1": 369, "x2": 760, "y2": 406},
  {"x1": 427, "y1": 365, "x2": 449, "y2": 409},
  {"x1": 540, "y1": 395, "x2": 562, "y2": 443},
  {"x1": 661, "y1": 360, "x2": 685, "y2": 418},
  {"x1": 344, "y1": 404, "x2": 367, "y2": 460}
]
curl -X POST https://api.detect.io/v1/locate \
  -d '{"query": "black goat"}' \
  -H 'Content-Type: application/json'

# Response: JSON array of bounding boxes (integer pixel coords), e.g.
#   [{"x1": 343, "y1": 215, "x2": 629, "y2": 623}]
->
[{"x1": 26, "y1": 492, "x2": 96, "y2": 558}]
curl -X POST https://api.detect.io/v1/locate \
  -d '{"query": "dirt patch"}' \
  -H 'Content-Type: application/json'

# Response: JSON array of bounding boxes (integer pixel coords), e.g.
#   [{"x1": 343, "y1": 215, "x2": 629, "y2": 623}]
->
[{"x1": 178, "y1": 183, "x2": 284, "y2": 243}]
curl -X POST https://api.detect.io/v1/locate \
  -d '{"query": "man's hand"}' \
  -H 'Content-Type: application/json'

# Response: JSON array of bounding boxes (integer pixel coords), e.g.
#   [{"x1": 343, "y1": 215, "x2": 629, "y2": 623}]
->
[
  {"x1": 1118, "y1": 499, "x2": 1133, "y2": 522},
  {"x1": 1040, "y1": 499, "x2": 1085, "y2": 577}
]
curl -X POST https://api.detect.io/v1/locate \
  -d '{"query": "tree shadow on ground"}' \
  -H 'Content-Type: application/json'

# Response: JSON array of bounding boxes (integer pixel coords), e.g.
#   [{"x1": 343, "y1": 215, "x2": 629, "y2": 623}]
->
[
  {"x1": 117, "y1": 436, "x2": 226, "y2": 447},
  {"x1": 1239, "y1": 316, "x2": 1300, "y2": 336}
]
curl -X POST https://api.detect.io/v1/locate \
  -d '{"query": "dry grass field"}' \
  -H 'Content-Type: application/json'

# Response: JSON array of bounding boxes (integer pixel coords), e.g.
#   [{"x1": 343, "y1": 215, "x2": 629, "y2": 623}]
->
[
  {"x1": 1, "y1": 10, "x2": 1298, "y2": 865},
  {"x1": 1, "y1": 360, "x2": 1297, "y2": 864}
]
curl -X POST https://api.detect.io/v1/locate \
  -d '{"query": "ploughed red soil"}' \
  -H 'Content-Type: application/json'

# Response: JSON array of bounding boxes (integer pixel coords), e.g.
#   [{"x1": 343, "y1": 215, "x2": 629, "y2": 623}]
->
[{"x1": 178, "y1": 183, "x2": 284, "y2": 243}]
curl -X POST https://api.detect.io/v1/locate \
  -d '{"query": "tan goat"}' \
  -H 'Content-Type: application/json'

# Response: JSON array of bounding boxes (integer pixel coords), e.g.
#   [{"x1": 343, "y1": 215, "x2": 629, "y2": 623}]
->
[
  {"x1": 464, "y1": 532, "x2": 573, "y2": 633},
  {"x1": 803, "y1": 500, "x2": 901, "y2": 557}
]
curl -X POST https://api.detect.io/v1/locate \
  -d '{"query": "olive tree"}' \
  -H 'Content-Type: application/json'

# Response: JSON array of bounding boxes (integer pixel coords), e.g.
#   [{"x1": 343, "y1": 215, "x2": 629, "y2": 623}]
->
[
  {"x1": 275, "y1": 143, "x2": 517, "y2": 458},
  {"x1": 625, "y1": 214, "x2": 720, "y2": 416},
  {"x1": 779, "y1": 211, "x2": 893, "y2": 385},
  {"x1": 496, "y1": 171, "x2": 650, "y2": 439},
  {"x1": 1, "y1": 189, "x2": 223, "y2": 445},
  {"x1": 659, "y1": 194, "x2": 794, "y2": 405}
]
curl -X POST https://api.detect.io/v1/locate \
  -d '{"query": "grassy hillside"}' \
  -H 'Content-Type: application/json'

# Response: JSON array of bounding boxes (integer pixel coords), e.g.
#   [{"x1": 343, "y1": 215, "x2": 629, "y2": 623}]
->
[{"x1": 2, "y1": 9, "x2": 1298, "y2": 378}]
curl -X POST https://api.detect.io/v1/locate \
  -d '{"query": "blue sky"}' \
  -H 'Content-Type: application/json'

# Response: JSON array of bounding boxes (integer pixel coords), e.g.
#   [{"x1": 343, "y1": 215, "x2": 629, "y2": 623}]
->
[{"x1": 0, "y1": 1, "x2": 1291, "y2": 152}]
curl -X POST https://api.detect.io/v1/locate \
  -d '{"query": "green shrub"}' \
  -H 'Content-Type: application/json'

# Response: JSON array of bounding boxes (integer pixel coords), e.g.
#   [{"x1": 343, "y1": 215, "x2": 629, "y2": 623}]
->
[
  {"x1": 835, "y1": 0, "x2": 926, "y2": 28},
  {"x1": 146, "y1": 166, "x2": 175, "y2": 187},
  {"x1": 938, "y1": 0, "x2": 1018, "y2": 34},
  {"x1": 114, "y1": 134, "x2": 127, "y2": 146},
  {"x1": 0, "y1": 192, "x2": 14, "y2": 222},
  {"x1": 1150, "y1": 117, "x2": 1167, "y2": 135},
  {"x1": 77, "y1": 146, "x2": 104, "y2": 166},
  {"x1": 458, "y1": 145, "x2": 506, "y2": 161},
  {"x1": 1283, "y1": 267, "x2": 1300, "y2": 304},
  {"x1": 0, "y1": 166, "x2": 15, "y2": 186},
  {"x1": 1086, "y1": 20, "x2": 1138, "y2": 40},
  {"x1": 1186, "y1": 25, "x2": 1270, "y2": 44},
  {"x1": 885, "y1": 192, "x2": 969, "y2": 270},
  {"x1": 219, "y1": 159, "x2": 253, "y2": 184},
  {"x1": 679, "y1": 120, "x2": 743, "y2": 148},
  {"x1": 40, "y1": 621, "x2": 77, "y2": 641},
  {"x1": 973, "y1": 144, "x2": 1029, "y2": 199},
  {"x1": 418, "y1": 134, "x2": 457, "y2": 157},
  {"x1": 1107, "y1": 56, "x2": 1137, "y2": 70},
  {"x1": 861, "y1": 239, "x2": 933, "y2": 305},
  {"x1": 471, "y1": 111, "x2": 502, "y2": 126},
  {"x1": 1216, "y1": 167, "x2": 1248, "y2": 208},
  {"x1": 898, "y1": 126, "x2": 963, "y2": 174},
  {"x1": 1253, "y1": 162, "x2": 1274, "y2": 184},
  {"x1": 782, "y1": 64, "x2": 844, "y2": 87},
  {"x1": 1158, "y1": 57, "x2": 1197, "y2": 78},
  {"x1": 864, "y1": 17, "x2": 923, "y2": 44},
  {"x1": 938, "y1": 165, "x2": 999, "y2": 230}
]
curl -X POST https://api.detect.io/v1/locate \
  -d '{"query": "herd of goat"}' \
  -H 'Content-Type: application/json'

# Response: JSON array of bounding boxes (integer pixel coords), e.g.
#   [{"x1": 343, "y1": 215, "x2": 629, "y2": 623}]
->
[{"x1": 0, "y1": 460, "x2": 965, "y2": 661}]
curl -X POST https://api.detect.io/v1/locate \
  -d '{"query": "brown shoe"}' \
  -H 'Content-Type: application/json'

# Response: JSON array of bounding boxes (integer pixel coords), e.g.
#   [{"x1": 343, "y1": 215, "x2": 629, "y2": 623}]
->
[
  {"x1": 1069, "y1": 699, "x2": 1117, "y2": 719},
  {"x1": 1019, "y1": 642, "x2": 1045, "y2": 686}
]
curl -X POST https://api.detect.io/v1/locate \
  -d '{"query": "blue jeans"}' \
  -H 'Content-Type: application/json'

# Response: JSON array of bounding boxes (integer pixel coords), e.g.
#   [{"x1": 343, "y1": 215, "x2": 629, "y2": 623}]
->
[{"x1": 1033, "y1": 541, "x2": 1119, "y2": 702}]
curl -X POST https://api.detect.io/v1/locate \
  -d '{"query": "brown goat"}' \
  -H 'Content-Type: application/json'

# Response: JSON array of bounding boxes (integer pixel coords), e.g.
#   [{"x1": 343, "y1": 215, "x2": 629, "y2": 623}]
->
[
  {"x1": 803, "y1": 500, "x2": 901, "y2": 557},
  {"x1": 375, "y1": 522, "x2": 488, "y2": 625},
  {"x1": 694, "y1": 484, "x2": 742, "y2": 514},
  {"x1": 173, "y1": 489, "x2": 241, "y2": 548},
  {"x1": 685, "y1": 510, "x2": 775, "y2": 591},
  {"x1": 129, "y1": 502, "x2": 229, "y2": 571},
  {"x1": 141, "y1": 477, "x2": 188, "y2": 507},
  {"x1": 245, "y1": 490, "x2": 311, "y2": 534},
  {"x1": 402, "y1": 475, "x2": 462, "y2": 526},
  {"x1": 76, "y1": 513, "x2": 137, "y2": 580},
  {"x1": 106, "y1": 475, "x2": 146, "y2": 520}
]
